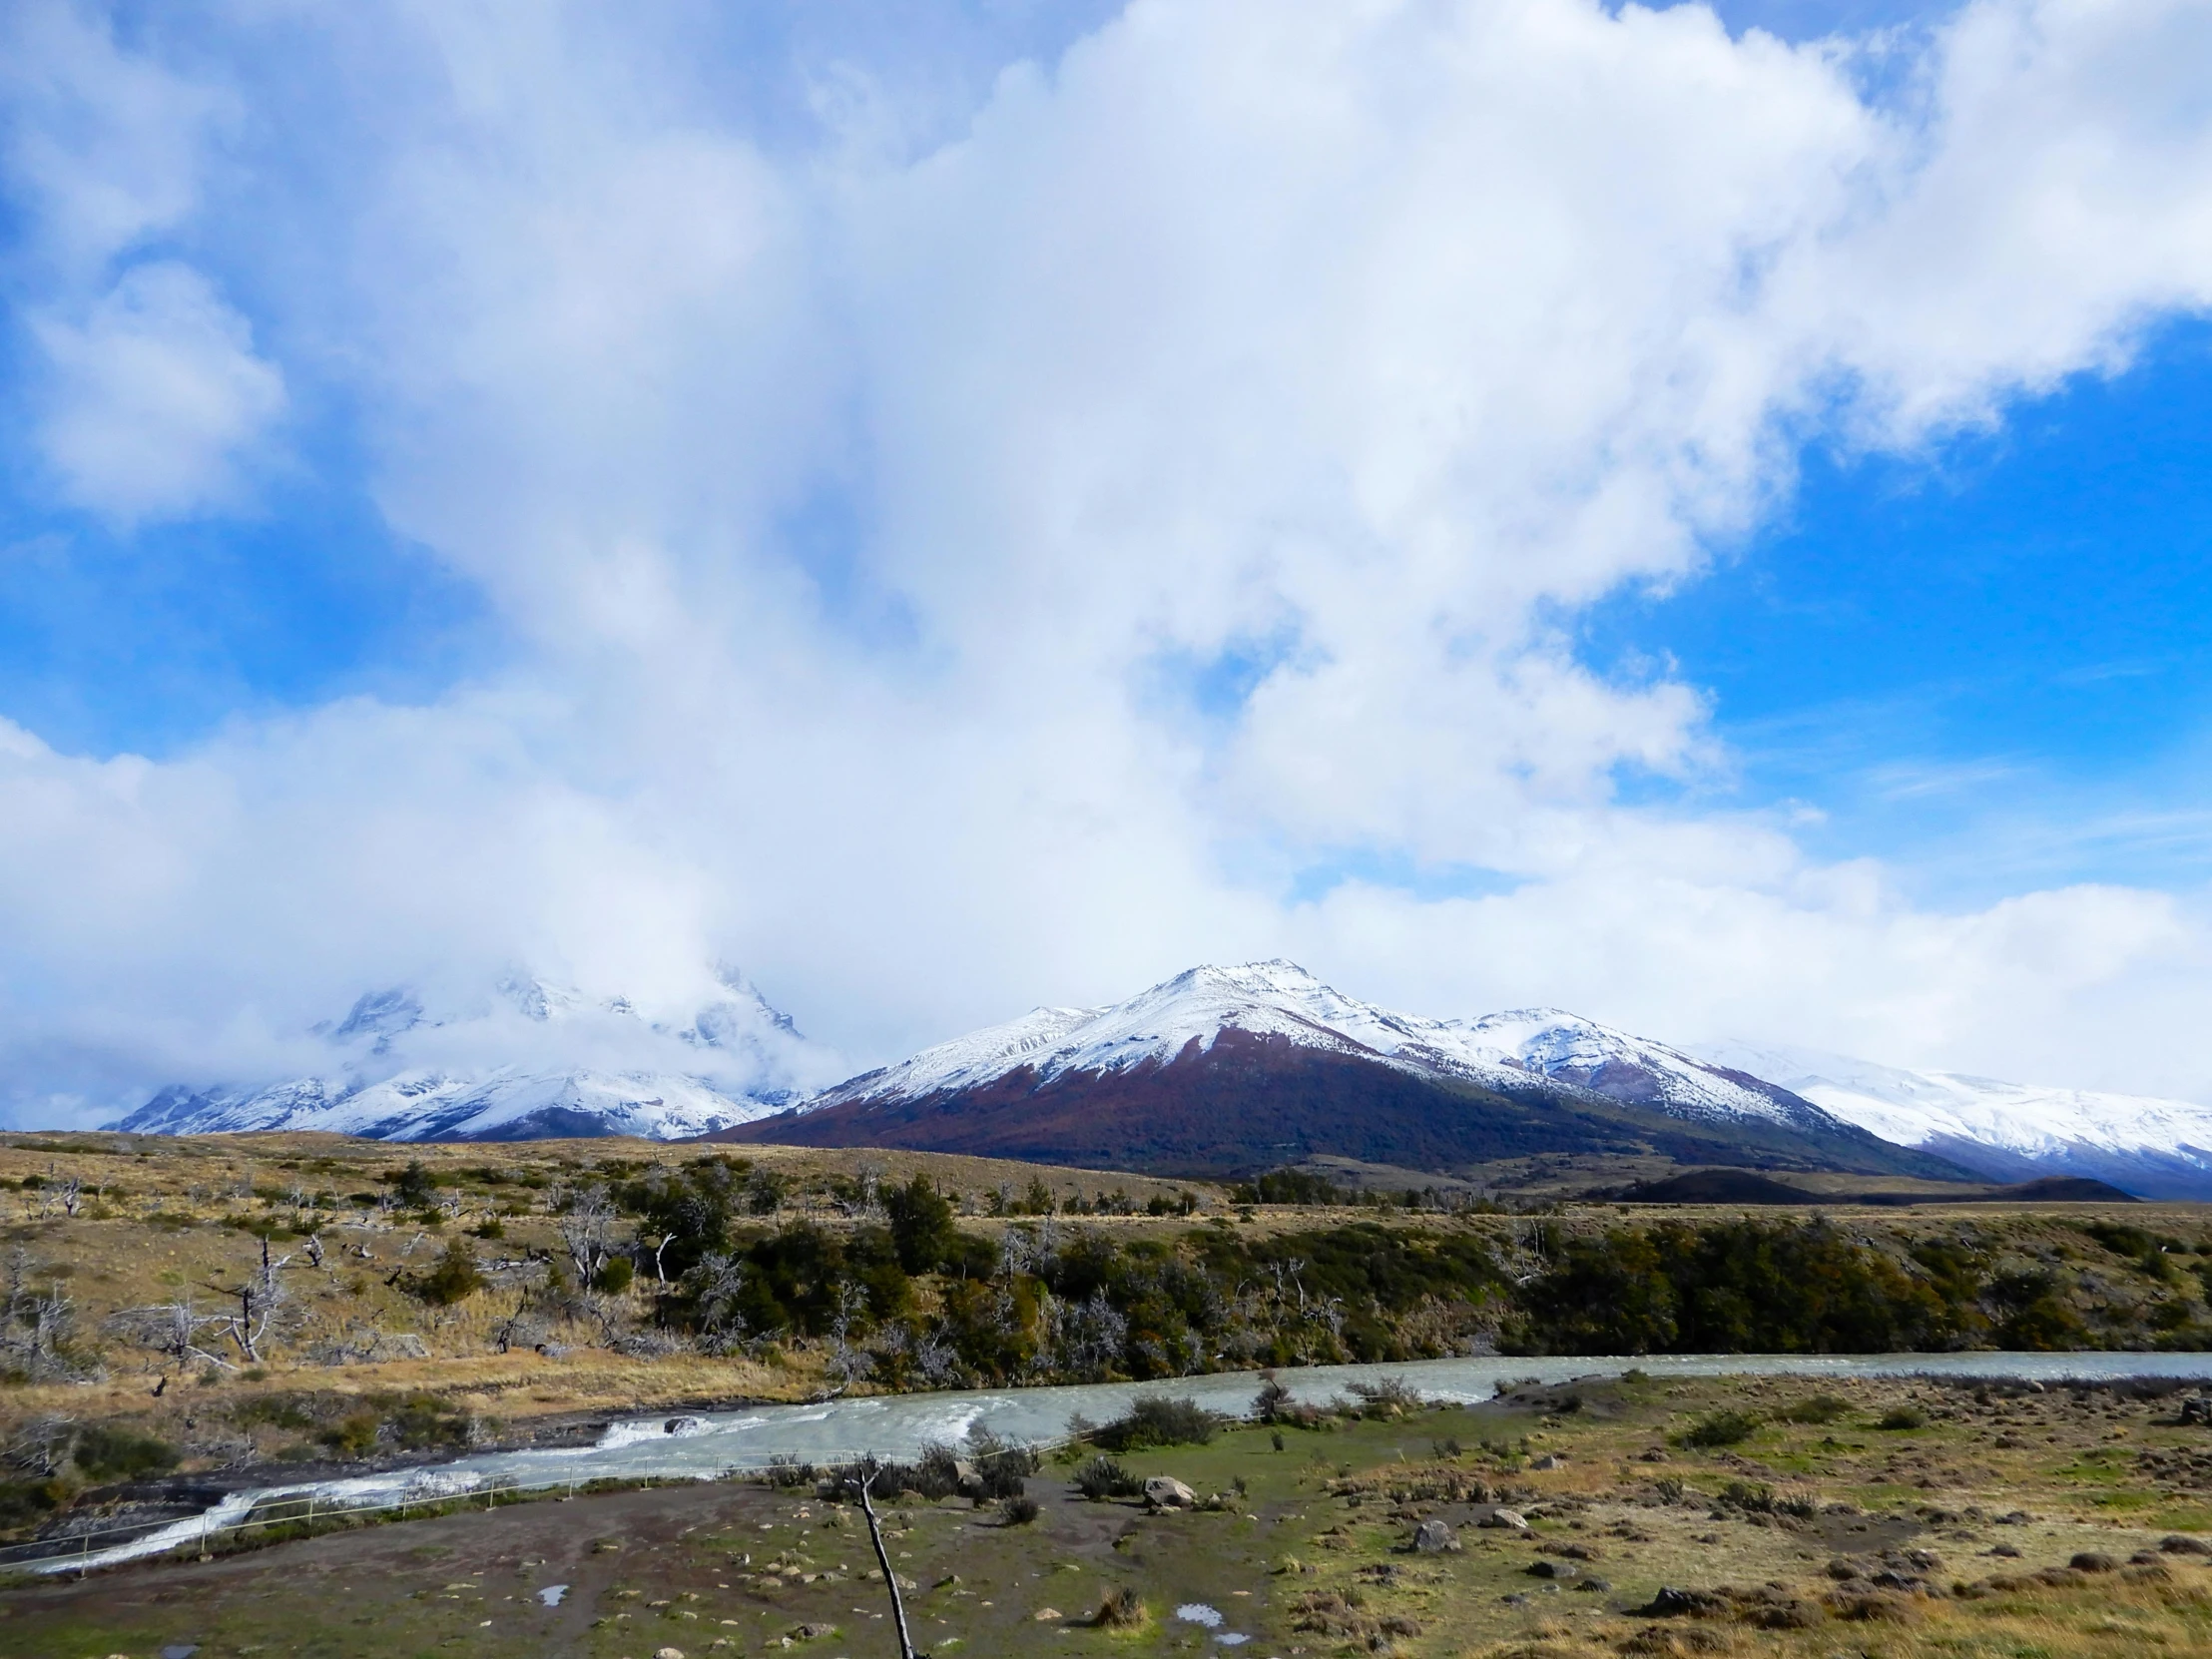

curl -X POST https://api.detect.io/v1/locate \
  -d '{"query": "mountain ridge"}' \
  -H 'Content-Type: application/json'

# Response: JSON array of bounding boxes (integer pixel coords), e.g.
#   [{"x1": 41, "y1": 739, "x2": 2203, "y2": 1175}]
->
[{"x1": 718, "y1": 961, "x2": 1971, "y2": 1181}]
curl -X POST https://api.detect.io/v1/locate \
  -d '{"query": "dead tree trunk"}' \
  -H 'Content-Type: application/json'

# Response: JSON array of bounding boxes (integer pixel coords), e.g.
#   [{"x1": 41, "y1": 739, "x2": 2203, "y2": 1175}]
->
[{"x1": 849, "y1": 1460, "x2": 921, "y2": 1659}]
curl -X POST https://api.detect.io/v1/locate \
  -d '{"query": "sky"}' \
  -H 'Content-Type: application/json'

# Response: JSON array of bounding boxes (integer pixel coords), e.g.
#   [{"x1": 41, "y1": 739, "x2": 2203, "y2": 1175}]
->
[{"x1": 4, "y1": 0, "x2": 2212, "y2": 1126}]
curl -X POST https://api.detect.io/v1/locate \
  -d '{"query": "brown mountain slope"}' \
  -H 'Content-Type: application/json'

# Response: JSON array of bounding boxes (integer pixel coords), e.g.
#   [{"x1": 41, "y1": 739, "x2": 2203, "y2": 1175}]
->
[{"x1": 711, "y1": 1028, "x2": 1977, "y2": 1181}]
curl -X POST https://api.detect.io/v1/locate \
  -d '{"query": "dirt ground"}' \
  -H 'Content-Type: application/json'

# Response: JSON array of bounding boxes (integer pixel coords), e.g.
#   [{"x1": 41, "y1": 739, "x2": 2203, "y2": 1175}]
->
[{"x1": 8, "y1": 1372, "x2": 2212, "y2": 1659}]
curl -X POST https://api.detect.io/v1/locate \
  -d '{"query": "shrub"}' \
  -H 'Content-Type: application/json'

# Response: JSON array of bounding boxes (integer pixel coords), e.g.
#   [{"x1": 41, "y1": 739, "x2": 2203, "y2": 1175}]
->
[
  {"x1": 72, "y1": 1424, "x2": 180, "y2": 1482},
  {"x1": 390, "y1": 1160, "x2": 438, "y2": 1208},
  {"x1": 321, "y1": 1410, "x2": 380, "y2": 1457},
  {"x1": 1343, "y1": 1377, "x2": 1425, "y2": 1417},
  {"x1": 1091, "y1": 1586, "x2": 1147, "y2": 1628},
  {"x1": 1681, "y1": 1410, "x2": 1761, "y2": 1448},
  {"x1": 1093, "y1": 1395, "x2": 1219, "y2": 1451},
  {"x1": 884, "y1": 1175, "x2": 957, "y2": 1274},
  {"x1": 1780, "y1": 1393, "x2": 1851, "y2": 1425},
  {"x1": 999, "y1": 1493, "x2": 1040, "y2": 1524},
  {"x1": 1878, "y1": 1406, "x2": 1926, "y2": 1431},
  {"x1": 591, "y1": 1256, "x2": 635, "y2": 1295},
  {"x1": 414, "y1": 1237, "x2": 486, "y2": 1306},
  {"x1": 968, "y1": 1429, "x2": 1040, "y2": 1498},
  {"x1": 1072, "y1": 1455, "x2": 1144, "y2": 1501}
]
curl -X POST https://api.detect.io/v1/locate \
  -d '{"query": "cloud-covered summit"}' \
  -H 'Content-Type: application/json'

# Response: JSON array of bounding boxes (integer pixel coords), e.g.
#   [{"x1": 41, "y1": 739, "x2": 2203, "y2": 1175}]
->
[{"x1": 5, "y1": 0, "x2": 2212, "y2": 1125}]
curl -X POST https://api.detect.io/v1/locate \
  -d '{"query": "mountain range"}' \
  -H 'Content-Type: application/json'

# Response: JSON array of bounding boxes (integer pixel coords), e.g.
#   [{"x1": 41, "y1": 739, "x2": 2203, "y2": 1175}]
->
[
  {"x1": 100, "y1": 959, "x2": 2212, "y2": 1198},
  {"x1": 111, "y1": 970, "x2": 823, "y2": 1142},
  {"x1": 711, "y1": 960, "x2": 1965, "y2": 1181},
  {"x1": 1690, "y1": 1039, "x2": 2212, "y2": 1203}
]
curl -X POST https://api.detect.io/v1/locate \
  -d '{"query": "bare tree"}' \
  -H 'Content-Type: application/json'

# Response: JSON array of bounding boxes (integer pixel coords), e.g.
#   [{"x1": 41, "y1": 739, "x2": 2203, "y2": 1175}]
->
[
  {"x1": 686, "y1": 1251, "x2": 749, "y2": 1346},
  {"x1": 207, "y1": 1238, "x2": 295, "y2": 1364},
  {"x1": 846, "y1": 1460, "x2": 923, "y2": 1659},
  {"x1": 554, "y1": 1186, "x2": 621, "y2": 1285},
  {"x1": 109, "y1": 1296, "x2": 237, "y2": 1373}
]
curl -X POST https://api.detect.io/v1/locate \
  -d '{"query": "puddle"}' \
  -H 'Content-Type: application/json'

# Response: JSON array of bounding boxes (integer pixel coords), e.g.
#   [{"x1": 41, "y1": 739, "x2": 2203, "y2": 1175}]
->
[
  {"x1": 535, "y1": 1584, "x2": 569, "y2": 1607},
  {"x1": 1176, "y1": 1603, "x2": 1224, "y2": 1627}
]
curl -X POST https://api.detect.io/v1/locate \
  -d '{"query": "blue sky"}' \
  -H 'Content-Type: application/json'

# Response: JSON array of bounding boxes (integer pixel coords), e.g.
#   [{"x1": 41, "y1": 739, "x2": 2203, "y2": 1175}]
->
[
  {"x1": 5, "y1": 0, "x2": 2212, "y2": 1120},
  {"x1": 1586, "y1": 316, "x2": 2212, "y2": 901}
]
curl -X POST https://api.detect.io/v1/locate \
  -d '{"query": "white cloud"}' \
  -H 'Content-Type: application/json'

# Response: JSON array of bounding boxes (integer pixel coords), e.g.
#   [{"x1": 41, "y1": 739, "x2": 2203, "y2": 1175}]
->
[
  {"x1": 5, "y1": 0, "x2": 2212, "y2": 1123},
  {"x1": 31, "y1": 261, "x2": 285, "y2": 521},
  {"x1": 1, "y1": 4, "x2": 282, "y2": 523}
]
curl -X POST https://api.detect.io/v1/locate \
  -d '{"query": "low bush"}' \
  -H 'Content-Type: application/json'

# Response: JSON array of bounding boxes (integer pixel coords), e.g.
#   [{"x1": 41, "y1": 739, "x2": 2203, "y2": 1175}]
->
[
  {"x1": 1681, "y1": 1410, "x2": 1761, "y2": 1448},
  {"x1": 1092, "y1": 1395, "x2": 1219, "y2": 1451},
  {"x1": 71, "y1": 1424, "x2": 179, "y2": 1482},
  {"x1": 998, "y1": 1493, "x2": 1039, "y2": 1524},
  {"x1": 1878, "y1": 1406, "x2": 1927, "y2": 1431},
  {"x1": 1091, "y1": 1585, "x2": 1147, "y2": 1627},
  {"x1": 1072, "y1": 1455, "x2": 1144, "y2": 1501}
]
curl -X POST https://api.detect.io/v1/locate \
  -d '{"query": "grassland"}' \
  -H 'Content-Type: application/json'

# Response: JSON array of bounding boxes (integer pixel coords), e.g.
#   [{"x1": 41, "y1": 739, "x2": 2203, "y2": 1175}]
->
[
  {"x1": 6, "y1": 1124, "x2": 2212, "y2": 1607},
  {"x1": 6, "y1": 1370, "x2": 2212, "y2": 1658}
]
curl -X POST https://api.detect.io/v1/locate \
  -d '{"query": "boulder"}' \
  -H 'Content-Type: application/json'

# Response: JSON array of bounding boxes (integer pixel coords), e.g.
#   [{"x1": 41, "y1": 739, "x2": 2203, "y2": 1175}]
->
[
  {"x1": 1525, "y1": 1559, "x2": 1577, "y2": 1580},
  {"x1": 1475, "y1": 1506, "x2": 1530, "y2": 1532},
  {"x1": 1411, "y1": 1519, "x2": 1459, "y2": 1554},
  {"x1": 1143, "y1": 1476, "x2": 1197, "y2": 1508},
  {"x1": 1642, "y1": 1586, "x2": 1727, "y2": 1618}
]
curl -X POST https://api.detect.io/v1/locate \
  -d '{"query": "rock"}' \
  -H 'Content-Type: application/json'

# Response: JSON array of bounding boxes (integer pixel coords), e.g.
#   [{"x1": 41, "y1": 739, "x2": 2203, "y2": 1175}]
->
[
  {"x1": 1475, "y1": 1506, "x2": 1530, "y2": 1531},
  {"x1": 655, "y1": 1648, "x2": 687, "y2": 1659},
  {"x1": 1990, "y1": 1543, "x2": 2021, "y2": 1558},
  {"x1": 665, "y1": 1415, "x2": 705, "y2": 1434},
  {"x1": 1143, "y1": 1476, "x2": 1197, "y2": 1508},
  {"x1": 1573, "y1": 1577, "x2": 1611, "y2": 1593},
  {"x1": 1411, "y1": 1519, "x2": 1459, "y2": 1554},
  {"x1": 1525, "y1": 1560, "x2": 1577, "y2": 1580},
  {"x1": 2179, "y1": 1394, "x2": 2212, "y2": 1425},
  {"x1": 1642, "y1": 1586, "x2": 1727, "y2": 1618},
  {"x1": 953, "y1": 1459, "x2": 983, "y2": 1497},
  {"x1": 1530, "y1": 1453, "x2": 1565, "y2": 1470},
  {"x1": 2070, "y1": 1552, "x2": 2117, "y2": 1573},
  {"x1": 1994, "y1": 1510, "x2": 2030, "y2": 1524},
  {"x1": 2161, "y1": 1535, "x2": 2212, "y2": 1555},
  {"x1": 1032, "y1": 1607, "x2": 1063, "y2": 1621}
]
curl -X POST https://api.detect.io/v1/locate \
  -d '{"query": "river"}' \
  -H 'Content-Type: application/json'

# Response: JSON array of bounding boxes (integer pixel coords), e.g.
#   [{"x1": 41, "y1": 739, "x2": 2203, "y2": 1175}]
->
[{"x1": 30, "y1": 1348, "x2": 2212, "y2": 1575}]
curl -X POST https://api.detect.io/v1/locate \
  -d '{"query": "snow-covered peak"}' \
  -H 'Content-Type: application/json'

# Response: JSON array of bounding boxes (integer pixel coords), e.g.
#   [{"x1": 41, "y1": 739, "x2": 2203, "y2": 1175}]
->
[
  {"x1": 114, "y1": 968, "x2": 842, "y2": 1142},
  {"x1": 1455, "y1": 1008, "x2": 1823, "y2": 1129},
  {"x1": 1693, "y1": 1037, "x2": 2212, "y2": 1175},
  {"x1": 805, "y1": 962, "x2": 1827, "y2": 1135}
]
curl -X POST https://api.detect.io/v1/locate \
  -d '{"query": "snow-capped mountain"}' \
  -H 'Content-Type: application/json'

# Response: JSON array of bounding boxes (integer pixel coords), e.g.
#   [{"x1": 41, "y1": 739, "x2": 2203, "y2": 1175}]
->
[
  {"x1": 1692, "y1": 1039, "x2": 2212, "y2": 1201},
  {"x1": 727, "y1": 961, "x2": 1966, "y2": 1180},
  {"x1": 803, "y1": 962, "x2": 1822, "y2": 1131},
  {"x1": 112, "y1": 969, "x2": 836, "y2": 1142}
]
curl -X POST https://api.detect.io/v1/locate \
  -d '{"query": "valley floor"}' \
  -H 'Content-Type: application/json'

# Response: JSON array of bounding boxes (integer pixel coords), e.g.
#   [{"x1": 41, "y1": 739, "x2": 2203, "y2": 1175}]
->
[{"x1": 7, "y1": 1372, "x2": 2212, "y2": 1658}]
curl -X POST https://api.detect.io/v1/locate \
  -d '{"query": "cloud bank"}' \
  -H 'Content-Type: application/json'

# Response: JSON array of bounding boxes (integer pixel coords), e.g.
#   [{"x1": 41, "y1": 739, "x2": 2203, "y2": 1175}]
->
[{"x1": 4, "y1": 0, "x2": 2212, "y2": 1124}]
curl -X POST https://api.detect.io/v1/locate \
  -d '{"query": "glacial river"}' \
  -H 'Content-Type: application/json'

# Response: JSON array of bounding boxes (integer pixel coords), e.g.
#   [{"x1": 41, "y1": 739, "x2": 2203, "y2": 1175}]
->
[{"x1": 30, "y1": 1349, "x2": 2212, "y2": 1575}]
